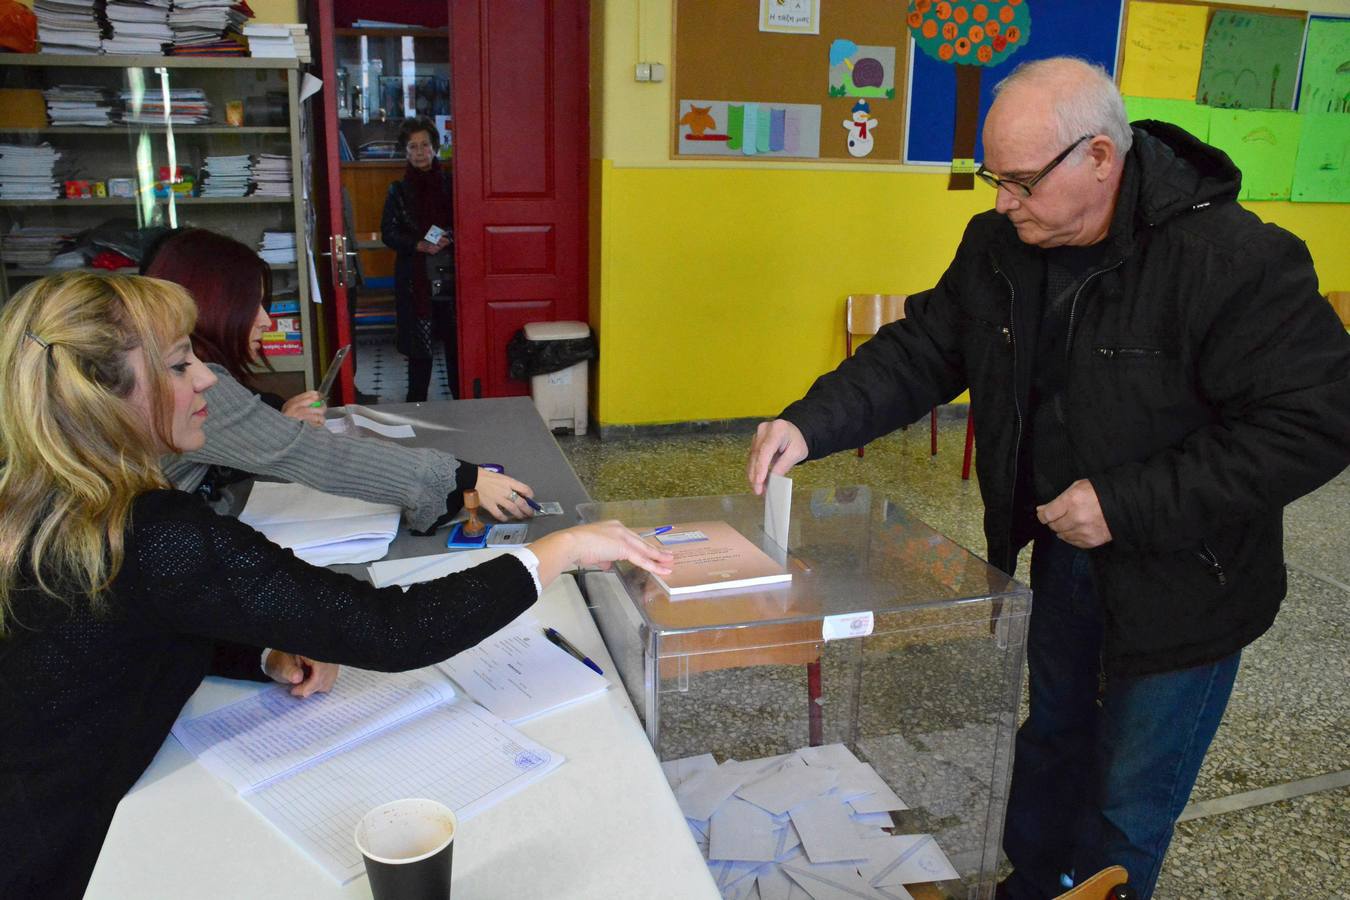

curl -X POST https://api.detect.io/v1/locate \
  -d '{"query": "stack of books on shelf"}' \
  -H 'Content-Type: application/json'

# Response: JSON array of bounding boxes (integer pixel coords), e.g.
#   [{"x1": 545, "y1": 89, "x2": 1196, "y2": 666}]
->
[
  {"x1": 250, "y1": 154, "x2": 291, "y2": 198},
  {"x1": 103, "y1": 0, "x2": 171, "y2": 55},
  {"x1": 120, "y1": 88, "x2": 211, "y2": 125},
  {"x1": 34, "y1": 0, "x2": 108, "y2": 55},
  {"x1": 1, "y1": 226, "x2": 80, "y2": 267},
  {"x1": 198, "y1": 154, "x2": 251, "y2": 197},
  {"x1": 166, "y1": 0, "x2": 252, "y2": 54},
  {"x1": 0, "y1": 144, "x2": 63, "y2": 201},
  {"x1": 242, "y1": 21, "x2": 307, "y2": 60},
  {"x1": 257, "y1": 230, "x2": 296, "y2": 266},
  {"x1": 261, "y1": 290, "x2": 302, "y2": 356},
  {"x1": 43, "y1": 85, "x2": 118, "y2": 126}
]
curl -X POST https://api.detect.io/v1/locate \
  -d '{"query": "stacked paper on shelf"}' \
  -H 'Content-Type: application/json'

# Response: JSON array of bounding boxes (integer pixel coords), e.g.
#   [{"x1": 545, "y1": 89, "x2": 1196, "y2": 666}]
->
[
  {"x1": 167, "y1": 0, "x2": 251, "y2": 49},
  {"x1": 103, "y1": 0, "x2": 171, "y2": 54},
  {"x1": 34, "y1": 0, "x2": 108, "y2": 54},
  {"x1": 667, "y1": 743, "x2": 959, "y2": 900},
  {"x1": 0, "y1": 144, "x2": 62, "y2": 200},
  {"x1": 242, "y1": 22, "x2": 295, "y2": 58},
  {"x1": 199, "y1": 153, "x2": 251, "y2": 197},
  {"x1": 1, "y1": 226, "x2": 80, "y2": 266},
  {"x1": 238, "y1": 482, "x2": 401, "y2": 566},
  {"x1": 257, "y1": 229, "x2": 296, "y2": 265},
  {"x1": 120, "y1": 88, "x2": 211, "y2": 125},
  {"x1": 250, "y1": 153, "x2": 291, "y2": 198},
  {"x1": 44, "y1": 85, "x2": 118, "y2": 126}
]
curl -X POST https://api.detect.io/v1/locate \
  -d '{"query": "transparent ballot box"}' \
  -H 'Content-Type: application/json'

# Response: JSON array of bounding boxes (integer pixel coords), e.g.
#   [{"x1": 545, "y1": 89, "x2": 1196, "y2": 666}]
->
[{"x1": 578, "y1": 489, "x2": 1030, "y2": 900}]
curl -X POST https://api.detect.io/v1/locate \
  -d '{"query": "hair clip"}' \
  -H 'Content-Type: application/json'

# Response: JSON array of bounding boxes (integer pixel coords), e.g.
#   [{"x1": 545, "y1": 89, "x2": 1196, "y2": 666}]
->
[{"x1": 24, "y1": 330, "x2": 51, "y2": 350}]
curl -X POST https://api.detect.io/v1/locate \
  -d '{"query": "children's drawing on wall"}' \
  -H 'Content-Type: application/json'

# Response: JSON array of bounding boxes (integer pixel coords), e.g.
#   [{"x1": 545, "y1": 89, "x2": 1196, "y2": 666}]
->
[
  {"x1": 1196, "y1": 11, "x2": 1306, "y2": 110},
  {"x1": 676, "y1": 99, "x2": 822, "y2": 158},
  {"x1": 828, "y1": 40, "x2": 896, "y2": 99},
  {"x1": 760, "y1": 0, "x2": 820, "y2": 35},
  {"x1": 1207, "y1": 109, "x2": 1303, "y2": 200},
  {"x1": 1292, "y1": 114, "x2": 1350, "y2": 202},
  {"x1": 1297, "y1": 17, "x2": 1350, "y2": 115},
  {"x1": 843, "y1": 100, "x2": 878, "y2": 157},
  {"x1": 907, "y1": 0, "x2": 1032, "y2": 188}
]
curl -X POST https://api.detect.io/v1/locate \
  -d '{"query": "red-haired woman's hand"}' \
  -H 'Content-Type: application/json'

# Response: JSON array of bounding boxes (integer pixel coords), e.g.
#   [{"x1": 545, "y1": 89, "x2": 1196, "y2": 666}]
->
[{"x1": 282, "y1": 391, "x2": 326, "y2": 427}]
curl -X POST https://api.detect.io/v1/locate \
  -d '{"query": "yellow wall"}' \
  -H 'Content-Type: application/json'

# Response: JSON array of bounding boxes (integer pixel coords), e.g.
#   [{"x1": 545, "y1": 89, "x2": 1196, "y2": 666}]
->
[{"x1": 592, "y1": 1, "x2": 1350, "y2": 427}]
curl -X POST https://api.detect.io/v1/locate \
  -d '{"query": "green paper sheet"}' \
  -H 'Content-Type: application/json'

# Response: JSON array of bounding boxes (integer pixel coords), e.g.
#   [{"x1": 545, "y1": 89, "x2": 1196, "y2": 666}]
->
[
  {"x1": 1208, "y1": 109, "x2": 1303, "y2": 200},
  {"x1": 756, "y1": 104, "x2": 771, "y2": 153},
  {"x1": 1297, "y1": 18, "x2": 1350, "y2": 115},
  {"x1": 1197, "y1": 11, "x2": 1306, "y2": 110},
  {"x1": 727, "y1": 104, "x2": 744, "y2": 151},
  {"x1": 1292, "y1": 113, "x2": 1350, "y2": 202},
  {"x1": 1124, "y1": 96, "x2": 1212, "y2": 141}
]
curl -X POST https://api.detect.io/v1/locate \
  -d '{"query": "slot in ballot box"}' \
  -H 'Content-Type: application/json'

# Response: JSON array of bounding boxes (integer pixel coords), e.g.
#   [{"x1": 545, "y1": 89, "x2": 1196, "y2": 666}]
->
[{"x1": 578, "y1": 489, "x2": 1030, "y2": 899}]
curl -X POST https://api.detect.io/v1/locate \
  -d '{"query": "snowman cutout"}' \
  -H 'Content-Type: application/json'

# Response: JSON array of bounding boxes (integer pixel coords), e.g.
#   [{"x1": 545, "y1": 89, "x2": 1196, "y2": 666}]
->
[{"x1": 843, "y1": 99, "x2": 878, "y2": 158}]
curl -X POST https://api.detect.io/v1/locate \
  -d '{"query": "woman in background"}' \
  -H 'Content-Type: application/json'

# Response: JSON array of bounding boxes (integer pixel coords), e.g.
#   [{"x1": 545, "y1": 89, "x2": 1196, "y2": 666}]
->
[
  {"x1": 0, "y1": 272, "x2": 670, "y2": 899},
  {"x1": 144, "y1": 228, "x2": 534, "y2": 527},
  {"x1": 382, "y1": 114, "x2": 456, "y2": 402}
]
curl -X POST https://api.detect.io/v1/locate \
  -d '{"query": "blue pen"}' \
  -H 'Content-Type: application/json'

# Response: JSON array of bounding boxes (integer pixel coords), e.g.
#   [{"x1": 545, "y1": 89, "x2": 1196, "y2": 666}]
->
[
  {"x1": 543, "y1": 627, "x2": 604, "y2": 675},
  {"x1": 523, "y1": 495, "x2": 543, "y2": 513},
  {"x1": 639, "y1": 525, "x2": 673, "y2": 538}
]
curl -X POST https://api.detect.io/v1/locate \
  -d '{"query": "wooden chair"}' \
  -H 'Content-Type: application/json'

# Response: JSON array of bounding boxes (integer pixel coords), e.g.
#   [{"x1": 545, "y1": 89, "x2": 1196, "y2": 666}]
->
[
  {"x1": 844, "y1": 294, "x2": 976, "y2": 477},
  {"x1": 846, "y1": 294, "x2": 936, "y2": 457},
  {"x1": 1053, "y1": 866, "x2": 1131, "y2": 899},
  {"x1": 1327, "y1": 291, "x2": 1350, "y2": 328}
]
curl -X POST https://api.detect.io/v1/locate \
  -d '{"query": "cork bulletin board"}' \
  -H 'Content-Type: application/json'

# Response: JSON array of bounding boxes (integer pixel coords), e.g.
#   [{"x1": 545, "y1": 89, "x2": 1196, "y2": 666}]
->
[{"x1": 673, "y1": 1, "x2": 912, "y2": 162}]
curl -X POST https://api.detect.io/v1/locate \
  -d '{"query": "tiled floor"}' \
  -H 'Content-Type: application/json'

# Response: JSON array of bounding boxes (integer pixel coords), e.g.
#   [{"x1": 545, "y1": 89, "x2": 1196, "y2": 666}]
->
[
  {"x1": 554, "y1": 417, "x2": 1350, "y2": 899},
  {"x1": 352, "y1": 333, "x2": 455, "y2": 402}
]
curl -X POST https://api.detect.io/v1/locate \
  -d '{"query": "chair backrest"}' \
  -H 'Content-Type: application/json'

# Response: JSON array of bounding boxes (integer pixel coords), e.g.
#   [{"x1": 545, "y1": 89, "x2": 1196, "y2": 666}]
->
[
  {"x1": 1054, "y1": 865, "x2": 1131, "y2": 900},
  {"x1": 1326, "y1": 291, "x2": 1350, "y2": 327},
  {"x1": 846, "y1": 294, "x2": 907, "y2": 341}
]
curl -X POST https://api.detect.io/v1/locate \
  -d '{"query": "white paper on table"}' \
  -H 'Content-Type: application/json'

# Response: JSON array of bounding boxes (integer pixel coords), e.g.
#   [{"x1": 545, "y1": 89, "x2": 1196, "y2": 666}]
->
[
  {"x1": 736, "y1": 760, "x2": 839, "y2": 814},
  {"x1": 324, "y1": 412, "x2": 415, "y2": 439},
  {"x1": 661, "y1": 752, "x2": 718, "y2": 790},
  {"x1": 765, "y1": 472, "x2": 792, "y2": 551},
  {"x1": 788, "y1": 794, "x2": 871, "y2": 864},
  {"x1": 708, "y1": 796, "x2": 783, "y2": 863},
  {"x1": 368, "y1": 548, "x2": 514, "y2": 590},
  {"x1": 239, "y1": 482, "x2": 400, "y2": 565},
  {"x1": 436, "y1": 616, "x2": 610, "y2": 724},
  {"x1": 172, "y1": 666, "x2": 452, "y2": 792},
  {"x1": 859, "y1": 834, "x2": 960, "y2": 887},
  {"x1": 246, "y1": 700, "x2": 563, "y2": 883}
]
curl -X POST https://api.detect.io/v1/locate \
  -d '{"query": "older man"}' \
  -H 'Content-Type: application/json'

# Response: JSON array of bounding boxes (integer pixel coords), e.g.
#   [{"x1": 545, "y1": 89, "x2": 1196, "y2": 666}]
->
[{"x1": 747, "y1": 57, "x2": 1350, "y2": 898}]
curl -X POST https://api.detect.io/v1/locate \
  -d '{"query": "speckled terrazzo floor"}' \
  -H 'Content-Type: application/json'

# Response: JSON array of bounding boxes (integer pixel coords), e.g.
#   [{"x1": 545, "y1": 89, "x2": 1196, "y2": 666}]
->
[{"x1": 558, "y1": 413, "x2": 1350, "y2": 899}]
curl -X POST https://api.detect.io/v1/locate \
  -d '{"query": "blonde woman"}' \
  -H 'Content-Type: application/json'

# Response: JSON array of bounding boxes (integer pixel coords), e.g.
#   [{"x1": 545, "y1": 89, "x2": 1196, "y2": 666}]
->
[{"x1": 0, "y1": 272, "x2": 670, "y2": 898}]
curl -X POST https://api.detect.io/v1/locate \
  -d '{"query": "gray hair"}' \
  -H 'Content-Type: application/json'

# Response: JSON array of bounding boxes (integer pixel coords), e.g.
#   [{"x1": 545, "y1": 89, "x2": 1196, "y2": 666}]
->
[{"x1": 993, "y1": 57, "x2": 1133, "y2": 156}]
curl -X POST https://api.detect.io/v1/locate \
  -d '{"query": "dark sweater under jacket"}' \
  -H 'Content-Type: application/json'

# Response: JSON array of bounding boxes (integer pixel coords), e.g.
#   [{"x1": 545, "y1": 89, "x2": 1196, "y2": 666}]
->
[
  {"x1": 0, "y1": 489, "x2": 537, "y2": 899},
  {"x1": 781, "y1": 122, "x2": 1350, "y2": 677}
]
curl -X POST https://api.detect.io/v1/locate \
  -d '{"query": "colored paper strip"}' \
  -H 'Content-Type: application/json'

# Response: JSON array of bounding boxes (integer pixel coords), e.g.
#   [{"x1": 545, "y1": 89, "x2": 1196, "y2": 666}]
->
[
  {"x1": 742, "y1": 103, "x2": 759, "y2": 156},
  {"x1": 756, "y1": 104, "x2": 771, "y2": 153},
  {"x1": 769, "y1": 108, "x2": 786, "y2": 152},
  {"x1": 727, "y1": 104, "x2": 744, "y2": 150},
  {"x1": 783, "y1": 111, "x2": 800, "y2": 154}
]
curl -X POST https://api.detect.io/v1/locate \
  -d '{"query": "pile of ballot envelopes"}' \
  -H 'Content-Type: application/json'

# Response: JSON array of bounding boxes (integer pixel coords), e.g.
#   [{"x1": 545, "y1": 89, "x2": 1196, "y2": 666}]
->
[{"x1": 663, "y1": 743, "x2": 960, "y2": 900}]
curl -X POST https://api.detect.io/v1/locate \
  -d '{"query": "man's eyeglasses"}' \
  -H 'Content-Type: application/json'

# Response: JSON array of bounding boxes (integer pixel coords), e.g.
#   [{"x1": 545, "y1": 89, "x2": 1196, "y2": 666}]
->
[{"x1": 975, "y1": 134, "x2": 1094, "y2": 198}]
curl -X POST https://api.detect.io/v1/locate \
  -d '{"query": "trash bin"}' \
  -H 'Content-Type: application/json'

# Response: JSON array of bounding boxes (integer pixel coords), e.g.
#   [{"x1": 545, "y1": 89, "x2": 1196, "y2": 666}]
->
[{"x1": 519, "y1": 320, "x2": 591, "y2": 435}]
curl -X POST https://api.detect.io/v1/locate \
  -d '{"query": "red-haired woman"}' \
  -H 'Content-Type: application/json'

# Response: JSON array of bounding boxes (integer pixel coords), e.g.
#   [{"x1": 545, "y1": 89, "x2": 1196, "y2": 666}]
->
[
  {"x1": 144, "y1": 228, "x2": 325, "y2": 426},
  {"x1": 144, "y1": 228, "x2": 537, "y2": 528}
]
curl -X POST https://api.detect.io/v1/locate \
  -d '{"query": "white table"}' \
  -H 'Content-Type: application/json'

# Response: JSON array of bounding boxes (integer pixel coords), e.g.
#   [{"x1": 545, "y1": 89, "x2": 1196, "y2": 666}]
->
[{"x1": 86, "y1": 575, "x2": 719, "y2": 899}]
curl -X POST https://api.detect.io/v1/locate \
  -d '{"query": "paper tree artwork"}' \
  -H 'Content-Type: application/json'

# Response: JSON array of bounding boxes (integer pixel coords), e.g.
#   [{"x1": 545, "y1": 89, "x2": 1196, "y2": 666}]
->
[
  {"x1": 907, "y1": 0, "x2": 1033, "y2": 189},
  {"x1": 828, "y1": 40, "x2": 896, "y2": 99},
  {"x1": 1297, "y1": 17, "x2": 1350, "y2": 115},
  {"x1": 1196, "y1": 11, "x2": 1306, "y2": 110}
]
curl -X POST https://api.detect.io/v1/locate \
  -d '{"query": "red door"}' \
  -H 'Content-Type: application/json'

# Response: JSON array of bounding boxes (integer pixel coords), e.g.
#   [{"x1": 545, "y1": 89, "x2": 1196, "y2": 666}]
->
[{"x1": 450, "y1": 0, "x2": 589, "y2": 398}]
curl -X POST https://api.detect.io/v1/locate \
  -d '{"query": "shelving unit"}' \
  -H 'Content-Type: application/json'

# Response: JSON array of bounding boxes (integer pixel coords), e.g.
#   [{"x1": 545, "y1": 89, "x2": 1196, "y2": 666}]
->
[{"x1": 0, "y1": 53, "x2": 315, "y2": 385}]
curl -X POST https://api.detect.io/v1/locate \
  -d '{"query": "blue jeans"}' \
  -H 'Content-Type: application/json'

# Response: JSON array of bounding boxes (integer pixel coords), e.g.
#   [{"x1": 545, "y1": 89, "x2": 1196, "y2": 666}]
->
[{"x1": 1001, "y1": 538, "x2": 1240, "y2": 899}]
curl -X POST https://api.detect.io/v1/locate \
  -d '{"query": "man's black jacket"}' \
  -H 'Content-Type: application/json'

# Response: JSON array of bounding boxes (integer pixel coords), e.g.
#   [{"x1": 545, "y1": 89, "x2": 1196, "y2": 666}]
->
[{"x1": 781, "y1": 123, "x2": 1350, "y2": 677}]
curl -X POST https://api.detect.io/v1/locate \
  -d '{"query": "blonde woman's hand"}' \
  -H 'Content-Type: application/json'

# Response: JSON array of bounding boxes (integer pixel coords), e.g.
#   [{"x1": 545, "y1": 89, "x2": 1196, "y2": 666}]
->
[
  {"x1": 282, "y1": 391, "x2": 326, "y2": 427},
  {"x1": 475, "y1": 469, "x2": 535, "y2": 520},
  {"x1": 528, "y1": 520, "x2": 674, "y2": 589},
  {"x1": 263, "y1": 651, "x2": 341, "y2": 698}
]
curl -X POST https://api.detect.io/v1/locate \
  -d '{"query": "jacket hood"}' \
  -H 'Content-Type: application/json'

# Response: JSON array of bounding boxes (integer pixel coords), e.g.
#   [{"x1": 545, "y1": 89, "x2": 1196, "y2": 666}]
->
[{"x1": 1127, "y1": 121, "x2": 1241, "y2": 228}]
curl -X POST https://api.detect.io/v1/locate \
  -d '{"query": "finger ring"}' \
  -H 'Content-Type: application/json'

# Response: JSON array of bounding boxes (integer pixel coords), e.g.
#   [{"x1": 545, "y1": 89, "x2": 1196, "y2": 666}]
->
[{"x1": 508, "y1": 490, "x2": 518, "y2": 501}]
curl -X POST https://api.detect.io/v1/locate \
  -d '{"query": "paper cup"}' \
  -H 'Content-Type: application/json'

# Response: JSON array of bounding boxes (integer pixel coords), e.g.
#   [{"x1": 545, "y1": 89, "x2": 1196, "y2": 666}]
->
[{"x1": 354, "y1": 798, "x2": 457, "y2": 900}]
